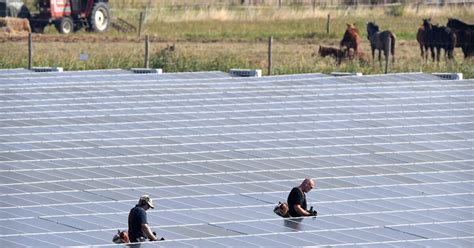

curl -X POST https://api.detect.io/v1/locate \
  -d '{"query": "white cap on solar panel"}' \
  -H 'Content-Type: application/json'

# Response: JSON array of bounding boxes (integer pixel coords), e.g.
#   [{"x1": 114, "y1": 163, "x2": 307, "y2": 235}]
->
[{"x1": 0, "y1": 70, "x2": 472, "y2": 247}]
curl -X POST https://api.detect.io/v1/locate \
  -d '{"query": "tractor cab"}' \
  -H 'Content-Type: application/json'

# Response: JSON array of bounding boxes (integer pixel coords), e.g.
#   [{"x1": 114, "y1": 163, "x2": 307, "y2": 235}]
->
[{"x1": 29, "y1": 0, "x2": 110, "y2": 34}]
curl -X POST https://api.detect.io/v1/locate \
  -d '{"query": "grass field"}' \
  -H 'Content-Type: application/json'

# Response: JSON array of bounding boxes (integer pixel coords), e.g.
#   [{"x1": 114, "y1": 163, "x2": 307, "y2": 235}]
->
[{"x1": 1, "y1": 4, "x2": 473, "y2": 77}]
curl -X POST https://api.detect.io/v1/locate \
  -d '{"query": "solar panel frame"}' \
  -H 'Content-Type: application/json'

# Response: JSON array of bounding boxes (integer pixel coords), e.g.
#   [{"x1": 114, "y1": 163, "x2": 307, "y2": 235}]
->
[{"x1": 1, "y1": 71, "x2": 473, "y2": 247}]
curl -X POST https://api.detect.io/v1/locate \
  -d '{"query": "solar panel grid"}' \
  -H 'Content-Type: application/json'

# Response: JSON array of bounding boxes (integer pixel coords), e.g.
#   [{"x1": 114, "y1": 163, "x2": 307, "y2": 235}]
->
[
  {"x1": 1, "y1": 71, "x2": 473, "y2": 247},
  {"x1": 0, "y1": 68, "x2": 34, "y2": 75},
  {"x1": 0, "y1": 70, "x2": 232, "y2": 80}
]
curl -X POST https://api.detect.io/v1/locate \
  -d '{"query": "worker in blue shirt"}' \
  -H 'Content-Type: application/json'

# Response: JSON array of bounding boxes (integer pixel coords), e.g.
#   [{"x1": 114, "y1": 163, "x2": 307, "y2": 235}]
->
[{"x1": 128, "y1": 195, "x2": 163, "y2": 242}]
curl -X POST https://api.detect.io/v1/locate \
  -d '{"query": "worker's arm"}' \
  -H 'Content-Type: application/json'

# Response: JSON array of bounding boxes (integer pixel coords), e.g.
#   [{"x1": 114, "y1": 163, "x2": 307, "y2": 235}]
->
[
  {"x1": 293, "y1": 204, "x2": 310, "y2": 216},
  {"x1": 141, "y1": 223, "x2": 157, "y2": 241}
]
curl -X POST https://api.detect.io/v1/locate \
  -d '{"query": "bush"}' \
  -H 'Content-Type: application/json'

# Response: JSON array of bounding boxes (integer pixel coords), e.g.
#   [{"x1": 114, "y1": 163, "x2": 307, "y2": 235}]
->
[{"x1": 385, "y1": 5, "x2": 404, "y2": 17}]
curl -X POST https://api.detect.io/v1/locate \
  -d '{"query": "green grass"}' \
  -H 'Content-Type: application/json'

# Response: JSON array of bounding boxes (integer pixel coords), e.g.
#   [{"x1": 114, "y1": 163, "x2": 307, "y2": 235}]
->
[
  {"x1": 138, "y1": 17, "x2": 414, "y2": 42},
  {"x1": 151, "y1": 52, "x2": 251, "y2": 72}
]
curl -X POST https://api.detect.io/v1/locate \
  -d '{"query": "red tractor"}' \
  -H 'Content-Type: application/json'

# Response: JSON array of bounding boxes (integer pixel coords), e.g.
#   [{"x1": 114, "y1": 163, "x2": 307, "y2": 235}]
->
[{"x1": 29, "y1": 0, "x2": 111, "y2": 34}]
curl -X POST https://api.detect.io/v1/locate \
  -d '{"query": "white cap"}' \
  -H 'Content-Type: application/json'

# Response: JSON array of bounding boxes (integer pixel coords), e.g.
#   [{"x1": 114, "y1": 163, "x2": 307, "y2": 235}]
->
[{"x1": 138, "y1": 195, "x2": 154, "y2": 209}]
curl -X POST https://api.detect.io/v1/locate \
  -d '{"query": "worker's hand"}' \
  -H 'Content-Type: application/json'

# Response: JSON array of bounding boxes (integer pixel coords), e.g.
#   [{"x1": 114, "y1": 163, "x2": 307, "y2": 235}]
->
[
  {"x1": 150, "y1": 232, "x2": 164, "y2": 241},
  {"x1": 308, "y1": 206, "x2": 318, "y2": 216},
  {"x1": 150, "y1": 237, "x2": 165, "y2": 241}
]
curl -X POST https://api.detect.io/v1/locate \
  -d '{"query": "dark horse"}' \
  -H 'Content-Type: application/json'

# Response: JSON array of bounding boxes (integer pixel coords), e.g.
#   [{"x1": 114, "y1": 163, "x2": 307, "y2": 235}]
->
[
  {"x1": 417, "y1": 22, "x2": 428, "y2": 61},
  {"x1": 423, "y1": 18, "x2": 456, "y2": 62},
  {"x1": 447, "y1": 18, "x2": 474, "y2": 58},
  {"x1": 366, "y1": 22, "x2": 396, "y2": 66},
  {"x1": 340, "y1": 23, "x2": 362, "y2": 57}
]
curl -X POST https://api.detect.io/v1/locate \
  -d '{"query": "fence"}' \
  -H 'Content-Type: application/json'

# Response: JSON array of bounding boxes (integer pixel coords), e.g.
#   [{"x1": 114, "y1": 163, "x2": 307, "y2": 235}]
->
[
  {"x1": 108, "y1": 0, "x2": 474, "y2": 9},
  {"x1": 110, "y1": 0, "x2": 407, "y2": 9},
  {"x1": 19, "y1": 0, "x2": 473, "y2": 12}
]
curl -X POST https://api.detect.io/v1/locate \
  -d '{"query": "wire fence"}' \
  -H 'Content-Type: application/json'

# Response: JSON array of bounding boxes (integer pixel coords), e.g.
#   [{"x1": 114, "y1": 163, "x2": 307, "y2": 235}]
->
[
  {"x1": 111, "y1": 0, "x2": 398, "y2": 8},
  {"x1": 18, "y1": 0, "x2": 474, "y2": 13},
  {"x1": 109, "y1": 0, "x2": 474, "y2": 9}
]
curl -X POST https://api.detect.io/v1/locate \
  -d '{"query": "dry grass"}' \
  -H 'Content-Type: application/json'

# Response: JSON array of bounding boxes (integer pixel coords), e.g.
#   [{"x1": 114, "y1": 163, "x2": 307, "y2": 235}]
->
[
  {"x1": 1, "y1": 5, "x2": 473, "y2": 77},
  {"x1": 0, "y1": 17, "x2": 31, "y2": 34},
  {"x1": 114, "y1": 4, "x2": 474, "y2": 22}
]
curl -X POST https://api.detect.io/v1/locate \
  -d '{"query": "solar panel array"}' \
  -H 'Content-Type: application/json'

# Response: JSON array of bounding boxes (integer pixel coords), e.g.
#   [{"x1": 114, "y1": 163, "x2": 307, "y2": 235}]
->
[{"x1": 0, "y1": 69, "x2": 473, "y2": 247}]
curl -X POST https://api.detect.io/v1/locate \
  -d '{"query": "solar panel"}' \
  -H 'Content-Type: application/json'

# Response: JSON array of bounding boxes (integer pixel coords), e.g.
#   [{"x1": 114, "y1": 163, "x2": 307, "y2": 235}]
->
[
  {"x1": 0, "y1": 70, "x2": 473, "y2": 247},
  {"x1": 0, "y1": 68, "x2": 32, "y2": 75},
  {"x1": 0, "y1": 69, "x2": 232, "y2": 81}
]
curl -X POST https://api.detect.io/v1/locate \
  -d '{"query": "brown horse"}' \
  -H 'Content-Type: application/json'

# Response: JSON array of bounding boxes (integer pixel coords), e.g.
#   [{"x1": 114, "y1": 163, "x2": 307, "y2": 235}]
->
[
  {"x1": 340, "y1": 23, "x2": 362, "y2": 57},
  {"x1": 315, "y1": 45, "x2": 346, "y2": 64},
  {"x1": 316, "y1": 45, "x2": 369, "y2": 64}
]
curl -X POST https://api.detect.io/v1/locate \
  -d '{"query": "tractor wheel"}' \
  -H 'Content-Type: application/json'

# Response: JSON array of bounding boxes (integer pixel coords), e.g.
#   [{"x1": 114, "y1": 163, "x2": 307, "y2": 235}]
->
[
  {"x1": 89, "y1": 2, "x2": 110, "y2": 32},
  {"x1": 55, "y1": 17, "x2": 74, "y2": 34}
]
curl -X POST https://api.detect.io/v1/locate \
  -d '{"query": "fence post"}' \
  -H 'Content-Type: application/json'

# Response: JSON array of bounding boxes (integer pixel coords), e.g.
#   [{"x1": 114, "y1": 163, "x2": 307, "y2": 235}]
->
[
  {"x1": 385, "y1": 36, "x2": 391, "y2": 74},
  {"x1": 28, "y1": 33, "x2": 32, "y2": 70},
  {"x1": 268, "y1": 36, "x2": 273, "y2": 76},
  {"x1": 143, "y1": 6, "x2": 148, "y2": 23},
  {"x1": 326, "y1": 14, "x2": 330, "y2": 35},
  {"x1": 138, "y1": 12, "x2": 144, "y2": 37},
  {"x1": 144, "y1": 35, "x2": 149, "y2": 69}
]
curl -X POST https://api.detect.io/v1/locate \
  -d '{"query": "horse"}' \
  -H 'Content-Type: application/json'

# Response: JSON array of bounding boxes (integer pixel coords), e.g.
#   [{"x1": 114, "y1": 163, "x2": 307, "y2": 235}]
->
[
  {"x1": 315, "y1": 45, "x2": 369, "y2": 65},
  {"x1": 452, "y1": 29, "x2": 474, "y2": 58},
  {"x1": 423, "y1": 18, "x2": 456, "y2": 62},
  {"x1": 366, "y1": 22, "x2": 396, "y2": 66},
  {"x1": 447, "y1": 18, "x2": 474, "y2": 31},
  {"x1": 340, "y1": 23, "x2": 362, "y2": 58},
  {"x1": 447, "y1": 18, "x2": 474, "y2": 58},
  {"x1": 315, "y1": 45, "x2": 346, "y2": 64},
  {"x1": 416, "y1": 23, "x2": 428, "y2": 61}
]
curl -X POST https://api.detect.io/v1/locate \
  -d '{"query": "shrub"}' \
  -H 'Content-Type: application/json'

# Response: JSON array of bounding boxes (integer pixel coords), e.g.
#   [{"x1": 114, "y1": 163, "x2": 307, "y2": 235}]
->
[{"x1": 385, "y1": 5, "x2": 404, "y2": 17}]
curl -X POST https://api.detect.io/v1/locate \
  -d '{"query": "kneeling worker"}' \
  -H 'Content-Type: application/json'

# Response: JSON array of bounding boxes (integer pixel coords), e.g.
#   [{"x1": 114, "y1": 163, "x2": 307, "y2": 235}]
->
[
  {"x1": 128, "y1": 195, "x2": 162, "y2": 242},
  {"x1": 287, "y1": 178, "x2": 317, "y2": 217}
]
